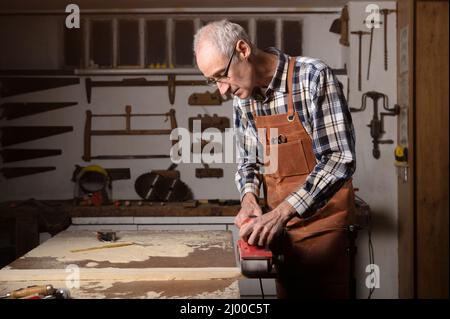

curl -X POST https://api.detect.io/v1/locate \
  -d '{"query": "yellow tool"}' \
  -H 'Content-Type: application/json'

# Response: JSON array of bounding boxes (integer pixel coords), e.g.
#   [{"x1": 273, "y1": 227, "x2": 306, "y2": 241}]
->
[
  {"x1": 71, "y1": 242, "x2": 135, "y2": 253},
  {"x1": 394, "y1": 145, "x2": 408, "y2": 166}
]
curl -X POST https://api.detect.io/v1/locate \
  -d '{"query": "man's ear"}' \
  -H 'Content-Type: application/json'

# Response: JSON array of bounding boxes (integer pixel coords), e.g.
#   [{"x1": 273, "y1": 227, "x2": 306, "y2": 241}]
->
[{"x1": 236, "y1": 40, "x2": 251, "y2": 60}]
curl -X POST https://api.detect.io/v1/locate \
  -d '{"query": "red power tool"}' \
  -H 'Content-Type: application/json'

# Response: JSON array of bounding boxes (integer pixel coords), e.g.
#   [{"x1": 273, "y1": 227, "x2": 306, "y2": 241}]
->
[{"x1": 236, "y1": 216, "x2": 280, "y2": 278}]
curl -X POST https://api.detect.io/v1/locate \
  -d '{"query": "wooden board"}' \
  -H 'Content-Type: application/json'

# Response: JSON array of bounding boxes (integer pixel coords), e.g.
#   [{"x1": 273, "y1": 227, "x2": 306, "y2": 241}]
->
[
  {"x1": 415, "y1": 0, "x2": 449, "y2": 298},
  {"x1": 0, "y1": 230, "x2": 241, "y2": 299}
]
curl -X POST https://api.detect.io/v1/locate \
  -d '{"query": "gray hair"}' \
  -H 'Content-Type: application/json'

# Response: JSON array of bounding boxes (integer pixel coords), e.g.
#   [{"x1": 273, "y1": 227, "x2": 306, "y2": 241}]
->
[{"x1": 193, "y1": 19, "x2": 252, "y2": 60}]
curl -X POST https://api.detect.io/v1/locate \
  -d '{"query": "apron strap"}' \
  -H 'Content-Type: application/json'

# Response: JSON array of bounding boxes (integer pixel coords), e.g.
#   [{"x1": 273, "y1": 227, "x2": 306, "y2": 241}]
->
[{"x1": 287, "y1": 57, "x2": 296, "y2": 122}]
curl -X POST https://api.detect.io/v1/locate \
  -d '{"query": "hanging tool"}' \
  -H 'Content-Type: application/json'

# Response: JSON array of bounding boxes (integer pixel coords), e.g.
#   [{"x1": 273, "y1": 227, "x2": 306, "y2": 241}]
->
[
  {"x1": 83, "y1": 106, "x2": 177, "y2": 161},
  {"x1": 366, "y1": 20, "x2": 377, "y2": 80},
  {"x1": 188, "y1": 114, "x2": 230, "y2": 132},
  {"x1": 135, "y1": 172, "x2": 166, "y2": 201},
  {"x1": 0, "y1": 126, "x2": 73, "y2": 147},
  {"x1": 340, "y1": 5, "x2": 350, "y2": 46},
  {"x1": 85, "y1": 77, "x2": 207, "y2": 104},
  {"x1": 188, "y1": 89, "x2": 232, "y2": 106},
  {"x1": 195, "y1": 163, "x2": 223, "y2": 178},
  {"x1": 72, "y1": 165, "x2": 131, "y2": 182},
  {"x1": 0, "y1": 167, "x2": 56, "y2": 179},
  {"x1": 350, "y1": 31, "x2": 370, "y2": 91},
  {"x1": 380, "y1": 9, "x2": 396, "y2": 71},
  {"x1": 350, "y1": 91, "x2": 399, "y2": 159},
  {"x1": 329, "y1": 5, "x2": 349, "y2": 46},
  {"x1": 0, "y1": 77, "x2": 80, "y2": 97},
  {"x1": 0, "y1": 102, "x2": 78, "y2": 120},
  {"x1": 135, "y1": 164, "x2": 192, "y2": 202},
  {"x1": 0, "y1": 149, "x2": 62, "y2": 163},
  {"x1": 72, "y1": 164, "x2": 112, "y2": 206},
  {"x1": 153, "y1": 176, "x2": 191, "y2": 202}
]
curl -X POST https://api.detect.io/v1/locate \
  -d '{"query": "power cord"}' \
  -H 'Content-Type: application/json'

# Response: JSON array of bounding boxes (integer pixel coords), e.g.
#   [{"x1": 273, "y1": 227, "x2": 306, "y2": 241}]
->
[
  {"x1": 258, "y1": 278, "x2": 265, "y2": 299},
  {"x1": 355, "y1": 194, "x2": 375, "y2": 299}
]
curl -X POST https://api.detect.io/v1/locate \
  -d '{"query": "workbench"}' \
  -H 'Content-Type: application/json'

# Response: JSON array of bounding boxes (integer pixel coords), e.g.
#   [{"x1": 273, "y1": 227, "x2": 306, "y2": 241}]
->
[{"x1": 0, "y1": 229, "x2": 241, "y2": 298}]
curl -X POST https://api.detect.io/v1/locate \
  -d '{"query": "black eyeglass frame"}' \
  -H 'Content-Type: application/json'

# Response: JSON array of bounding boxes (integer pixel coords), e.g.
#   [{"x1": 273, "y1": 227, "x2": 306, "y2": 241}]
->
[{"x1": 206, "y1": 47, "x2": 237, "y2": 86}]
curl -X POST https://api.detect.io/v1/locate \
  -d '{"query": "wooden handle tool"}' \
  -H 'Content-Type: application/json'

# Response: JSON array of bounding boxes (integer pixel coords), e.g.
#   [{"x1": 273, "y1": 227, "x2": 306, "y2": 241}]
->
[
  {"x1": 1, "y1": 285, "x2": 55, "y2": 299},
  {"x1": 70, "y1": 241, "x2": 135, "y2": 253}
]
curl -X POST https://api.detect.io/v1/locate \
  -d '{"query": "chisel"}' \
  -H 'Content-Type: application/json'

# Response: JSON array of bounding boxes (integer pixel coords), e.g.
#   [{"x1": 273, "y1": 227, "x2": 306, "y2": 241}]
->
[{"x1": 0, "y1": 285, "x2": 55, "y2": 299}]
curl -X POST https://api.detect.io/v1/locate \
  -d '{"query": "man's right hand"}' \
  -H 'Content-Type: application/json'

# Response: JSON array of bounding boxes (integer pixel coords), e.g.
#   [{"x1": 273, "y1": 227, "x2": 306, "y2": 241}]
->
[{"x1": 234, "y1": 193, "x2": 263, "y2": 228}]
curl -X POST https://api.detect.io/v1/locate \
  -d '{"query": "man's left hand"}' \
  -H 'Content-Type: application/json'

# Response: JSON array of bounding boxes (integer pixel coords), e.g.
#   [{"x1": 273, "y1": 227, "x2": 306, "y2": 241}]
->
[{"x1": 239, "y1": 201, "x2": 297, "y2": 247}]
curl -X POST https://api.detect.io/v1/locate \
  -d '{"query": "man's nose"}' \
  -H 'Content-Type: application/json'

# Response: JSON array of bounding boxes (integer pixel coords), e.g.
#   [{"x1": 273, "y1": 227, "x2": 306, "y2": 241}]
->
[{"x1": 217, "y1": 82, "x2": 230, "y2": 95}]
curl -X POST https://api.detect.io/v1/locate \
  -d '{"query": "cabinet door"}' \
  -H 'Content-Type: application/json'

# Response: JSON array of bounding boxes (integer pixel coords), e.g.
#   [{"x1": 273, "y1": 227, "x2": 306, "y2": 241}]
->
[{"x1": 415, "y1": 0, "x2": 449, "y2": 299}]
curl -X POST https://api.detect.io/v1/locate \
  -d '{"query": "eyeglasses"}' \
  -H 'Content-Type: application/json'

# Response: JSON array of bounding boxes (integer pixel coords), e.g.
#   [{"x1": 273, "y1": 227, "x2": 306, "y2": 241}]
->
[{"x1": 206, "y1": 48, "x2": 236, "y2": 86}]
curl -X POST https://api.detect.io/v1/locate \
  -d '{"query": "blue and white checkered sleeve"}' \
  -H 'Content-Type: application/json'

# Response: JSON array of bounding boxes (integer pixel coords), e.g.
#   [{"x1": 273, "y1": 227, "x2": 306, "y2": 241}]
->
[{"x1": 233, "y1": 100, "x2": 262, "y2": 201}]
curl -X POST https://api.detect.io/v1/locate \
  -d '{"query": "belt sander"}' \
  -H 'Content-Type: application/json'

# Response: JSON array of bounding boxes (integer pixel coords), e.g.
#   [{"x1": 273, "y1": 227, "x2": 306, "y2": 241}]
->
[
  {"x1": 237, "y1": 239, "x2": 278, "y2": 278},
  {"x1": 236, "y1": 216, "x2": 282, "y2": 278}
]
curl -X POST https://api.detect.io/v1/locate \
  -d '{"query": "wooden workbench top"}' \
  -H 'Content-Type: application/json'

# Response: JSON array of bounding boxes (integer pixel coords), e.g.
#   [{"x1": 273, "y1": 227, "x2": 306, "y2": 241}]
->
[{"x1": 0, "y1": 230, "x2": 241, "y2": 299}]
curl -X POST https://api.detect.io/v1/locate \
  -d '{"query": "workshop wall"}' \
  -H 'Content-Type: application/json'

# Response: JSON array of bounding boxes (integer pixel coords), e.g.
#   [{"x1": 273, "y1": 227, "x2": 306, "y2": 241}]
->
[
  {"x1": 0, "y1": 3, "x2": 400, "y2": 299},
  {"x1": 345, "y1": 1, "x2": 398, "y2": 299},
  {"x1": 0, "y1": 11, "x2": 343, "y2": 201}
]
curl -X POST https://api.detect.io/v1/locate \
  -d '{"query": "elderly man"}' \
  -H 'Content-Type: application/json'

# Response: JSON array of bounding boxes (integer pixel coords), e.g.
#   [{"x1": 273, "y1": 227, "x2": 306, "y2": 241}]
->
[{"x1": 194, "y1": 20, "x2": 357, "y2": 298}]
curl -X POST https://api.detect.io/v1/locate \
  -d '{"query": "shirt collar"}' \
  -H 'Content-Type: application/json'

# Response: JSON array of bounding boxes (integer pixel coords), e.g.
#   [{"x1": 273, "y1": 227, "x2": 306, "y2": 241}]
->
[{"x1": 264, "y1": 47, "x2": 289, "y2": 94}]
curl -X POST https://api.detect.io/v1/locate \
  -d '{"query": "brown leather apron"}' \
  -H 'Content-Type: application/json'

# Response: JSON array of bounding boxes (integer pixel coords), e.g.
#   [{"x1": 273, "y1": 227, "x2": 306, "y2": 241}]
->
[{"x1": 253, "y1": 57, "x2": 356, "y2": 299}]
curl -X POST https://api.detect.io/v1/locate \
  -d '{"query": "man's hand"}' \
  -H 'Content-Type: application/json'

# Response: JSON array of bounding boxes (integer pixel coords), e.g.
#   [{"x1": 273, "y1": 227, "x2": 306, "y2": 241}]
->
[
  {"x1": 239, "y1": 200, "x2": 297, "y2": 247},
  {"x1": 235, "y1": 193, "x2": 263, "y2": 228}
]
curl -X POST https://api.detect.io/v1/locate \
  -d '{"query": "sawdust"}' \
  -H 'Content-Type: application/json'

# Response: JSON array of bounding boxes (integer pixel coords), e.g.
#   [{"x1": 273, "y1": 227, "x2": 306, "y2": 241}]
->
[
  {"x1": 86, "y1": 262, "x2": 98, "y2": 267},
  {"x1": 20, "y1": 230, "x2": 233, "y2": 265}
]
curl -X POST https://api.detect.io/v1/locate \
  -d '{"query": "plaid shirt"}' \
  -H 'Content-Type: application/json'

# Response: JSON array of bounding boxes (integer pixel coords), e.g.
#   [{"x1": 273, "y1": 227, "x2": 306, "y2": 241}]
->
[{"x1": 233, "y1": 48, "x2": 356, "y2": 216}]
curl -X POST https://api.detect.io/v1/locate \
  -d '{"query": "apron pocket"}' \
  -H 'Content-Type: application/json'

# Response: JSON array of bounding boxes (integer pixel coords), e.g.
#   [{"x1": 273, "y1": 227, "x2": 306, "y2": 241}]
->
[{"x1": 265, "y1": 139, "x2": 310, "y2": 178}]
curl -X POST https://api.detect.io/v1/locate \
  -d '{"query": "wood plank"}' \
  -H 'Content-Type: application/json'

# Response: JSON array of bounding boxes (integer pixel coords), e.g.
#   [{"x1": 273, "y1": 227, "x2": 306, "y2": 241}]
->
[
  {"x1": 0, "y1": 229, "x2": 241, "y2": 298},
  {"x1": 415, "y1": 0, "x2": 449, "y2": 299},
  {"x1": 4, "y1": 230, "x2": 237, "y2": 269},
  {"x1": 0, "y1": 267, "x2": 242, "y2": 282}
]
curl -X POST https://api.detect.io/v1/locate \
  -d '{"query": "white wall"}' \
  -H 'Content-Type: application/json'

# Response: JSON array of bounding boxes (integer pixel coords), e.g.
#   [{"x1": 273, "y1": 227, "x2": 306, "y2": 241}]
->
[
  {"x1": 346, "y1": 1, "x2": 398, "y2": 299},
  {"x1": 0, "y1": 11, "x2": 343, "y2": 201}
]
